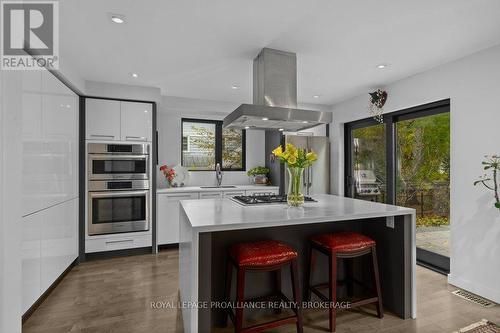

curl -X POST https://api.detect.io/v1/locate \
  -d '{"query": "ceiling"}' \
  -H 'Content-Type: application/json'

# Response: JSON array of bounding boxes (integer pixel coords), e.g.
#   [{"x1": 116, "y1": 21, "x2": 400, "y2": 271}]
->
[{"x1": 60, "y1": 0, "x2": 500, "y2": 105}]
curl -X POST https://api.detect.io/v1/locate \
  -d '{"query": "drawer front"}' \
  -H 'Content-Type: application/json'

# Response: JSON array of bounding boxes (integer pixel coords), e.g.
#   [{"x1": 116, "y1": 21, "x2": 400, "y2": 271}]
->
[
  {"x1": 199, "y1": 192, "x2": 222, "y2": 199},
  {"x1": 164, "y1": 193, "x2": 199, "y2": 201},
  {"x1": 85, "y1": 234, "x2": 151, "y2": 253}
]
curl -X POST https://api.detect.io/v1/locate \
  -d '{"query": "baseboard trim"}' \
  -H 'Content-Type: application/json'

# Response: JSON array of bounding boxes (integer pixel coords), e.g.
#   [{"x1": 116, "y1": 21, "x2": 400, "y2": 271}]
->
[
  {"x1": 448, "y1": 274, "x2": 500, "y2": 305},
  {"x1": 158, "y1": 243, "x2": 179, "y2": 251},
  {"x1": 85, "y1": 246, "x2": 153, "y2": 261},
  {"x1": 22, "y1": 258, "x2": 78, "y2": 323}
]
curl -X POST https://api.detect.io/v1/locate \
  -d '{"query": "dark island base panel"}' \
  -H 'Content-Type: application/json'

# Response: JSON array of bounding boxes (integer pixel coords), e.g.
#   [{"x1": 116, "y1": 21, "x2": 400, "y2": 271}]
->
[{"x1": 197, "y1": 215, "x2": 411, "y2": 331}]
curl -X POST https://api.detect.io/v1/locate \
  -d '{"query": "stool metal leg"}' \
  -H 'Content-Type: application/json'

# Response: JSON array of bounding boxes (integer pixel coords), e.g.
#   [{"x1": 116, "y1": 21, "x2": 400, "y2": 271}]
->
[
  {"x1": 371, "y1": 246, "x2": 384, "y2": 318},
  {"x1": 329, "y1": 253, "x2": 338, "y2": 332},
  {"x1": 235, "y1": 268, "x2": 246, "y2": 333},
  {"x1": 290, "y1": 259, "x2": 304, "y2": 333}
]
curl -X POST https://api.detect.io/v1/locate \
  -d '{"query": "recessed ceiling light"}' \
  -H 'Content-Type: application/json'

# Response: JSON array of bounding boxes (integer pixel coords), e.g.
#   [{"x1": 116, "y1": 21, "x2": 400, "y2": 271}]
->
[
  {"x1": 313, "y1": 95, "x2": 320, "y2": 98},
  {"x1": 231, "y1": 85, "x2": 239, "y2": 90},
  {"x1": 110, "y1": 14, "x2": 125, "y2": 24},
  {"x1": 377, "y1": 63, "x2": 389, "y2": 69},
  {"x1": 244, "y1": 126, "x2": 250, "y2": 129},
  {"x1": 262, "y1": 117, "x2": 269, "y2": 121},
  {"x1": 131, "y1": 73, "x2": 138, "y2": 78},
  {"x1": 302, "y1": 121, "x2": 308, "y2": 124},
  {"x1": 278, "y1": 128, "x2": 284, "y2": 131}
]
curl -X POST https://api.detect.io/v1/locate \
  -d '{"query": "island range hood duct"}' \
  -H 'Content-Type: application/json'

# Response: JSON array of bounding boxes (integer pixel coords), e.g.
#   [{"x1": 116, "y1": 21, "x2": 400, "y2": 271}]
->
[{"x1": 223, "y1": 48, "x2": 332, "y2": 132}]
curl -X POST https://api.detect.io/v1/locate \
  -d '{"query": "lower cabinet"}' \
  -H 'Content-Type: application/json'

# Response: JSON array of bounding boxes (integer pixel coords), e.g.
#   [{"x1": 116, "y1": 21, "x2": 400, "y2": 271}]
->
[
  {"x1": 156, "y1": 188, "x2": 279, "y2": 246},
  {"x1": 21, "y1": 198, "x2": 78, "y2": 313},
  {"x1": 85, "y1": 234, "x2": 152, "y2": 253},
  {"x1": 22, "y1": 212, "x2": 42, "y2": 313},
  {"x1": 157, "y1": 192, "x2": 199, "y2": 245}
]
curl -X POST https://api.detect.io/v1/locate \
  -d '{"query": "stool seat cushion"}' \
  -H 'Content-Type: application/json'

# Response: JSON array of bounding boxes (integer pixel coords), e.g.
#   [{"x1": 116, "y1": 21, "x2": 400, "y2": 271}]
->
[
  {"x1": 229, "y1": 240, "x2": 297, "y2": 267},
  {"x1": 311, "y1": 231, "x2": 375, "y2": 252}
]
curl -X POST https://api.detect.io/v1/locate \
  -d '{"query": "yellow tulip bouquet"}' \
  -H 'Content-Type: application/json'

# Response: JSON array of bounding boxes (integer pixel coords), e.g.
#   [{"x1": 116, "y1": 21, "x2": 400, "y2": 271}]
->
[{"x1": 272, "y1": 143, "x2": 318, "y2": 206}]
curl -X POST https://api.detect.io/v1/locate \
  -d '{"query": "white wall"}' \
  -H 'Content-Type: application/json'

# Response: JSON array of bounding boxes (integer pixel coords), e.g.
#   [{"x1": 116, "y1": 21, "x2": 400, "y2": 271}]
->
[
  {"x1": 0, "y1": 70, "x2": 23, "y2": 333},
  {"x1": 157, "y1": 96, "x2": 265, "y2": 188},
  {"x1": 85, "y1": 81, "x2": 162, "y2": 105},
  {"x1": 330, "y1": 44, "x2": 500, "y2": 303}
]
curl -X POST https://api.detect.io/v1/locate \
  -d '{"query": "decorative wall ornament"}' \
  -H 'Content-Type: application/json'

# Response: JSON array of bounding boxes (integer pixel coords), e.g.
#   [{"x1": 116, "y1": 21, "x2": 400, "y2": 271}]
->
[
  {"x1": 368, "y1": 89, "x2": 388, "y2": 123},
  {"x1": 474, "y1": 155, "x2": 500, "y2": 210}
]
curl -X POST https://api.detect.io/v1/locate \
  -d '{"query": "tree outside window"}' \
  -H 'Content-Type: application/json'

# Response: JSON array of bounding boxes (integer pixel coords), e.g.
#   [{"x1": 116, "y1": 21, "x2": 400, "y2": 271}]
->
[{"x1": 181, "y1": 119, "x2": 245, "y2": 171}]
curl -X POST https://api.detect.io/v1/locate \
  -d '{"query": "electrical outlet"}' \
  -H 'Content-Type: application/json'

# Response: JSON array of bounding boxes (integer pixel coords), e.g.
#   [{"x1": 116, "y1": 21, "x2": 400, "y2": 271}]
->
[{"x1": 386, "y1": 216, "x2": 395, "y2": 229}]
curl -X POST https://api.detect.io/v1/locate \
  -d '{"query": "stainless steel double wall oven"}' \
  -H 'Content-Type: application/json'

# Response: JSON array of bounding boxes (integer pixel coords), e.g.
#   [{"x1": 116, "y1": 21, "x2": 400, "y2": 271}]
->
[{"x1": 87, "y1": 143, "x2": 150, "y2": 235}]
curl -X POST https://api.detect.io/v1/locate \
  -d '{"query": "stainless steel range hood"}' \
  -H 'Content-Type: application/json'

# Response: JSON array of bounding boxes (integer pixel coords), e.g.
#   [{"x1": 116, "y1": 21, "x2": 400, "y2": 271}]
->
[{"x1": 223, "y1": 48, "x2": 332, "y2": 131}]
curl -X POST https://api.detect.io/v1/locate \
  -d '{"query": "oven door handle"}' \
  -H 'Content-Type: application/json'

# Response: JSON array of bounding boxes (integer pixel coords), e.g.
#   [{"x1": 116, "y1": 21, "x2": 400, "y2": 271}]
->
[
  {"x1": 89, "y1": 154, "x2": 149, "y2": 160},
  {"x1": 89, "y1": 190, "x2": 149, "y2": 198}
]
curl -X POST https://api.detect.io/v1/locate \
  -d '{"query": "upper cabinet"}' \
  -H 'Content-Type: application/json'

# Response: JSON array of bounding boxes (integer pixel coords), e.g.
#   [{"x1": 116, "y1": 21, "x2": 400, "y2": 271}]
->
[
  {"x1": 121, "y1": 101, "x2": 153, "y2": 142},
  {"x1": 86, "y1": 99, "x2": 121, "y2": 141},
  {"x1": 86, "y1": 98, "x2": 153, "y2": 142}
]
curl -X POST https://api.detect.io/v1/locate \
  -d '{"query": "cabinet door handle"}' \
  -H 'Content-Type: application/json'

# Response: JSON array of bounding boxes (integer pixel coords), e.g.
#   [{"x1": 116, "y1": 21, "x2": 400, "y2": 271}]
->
[
  {"x1": 90, "y1": 134, "x2": 115, "y2": 139},
  {"x1": 126, "y1": 136, "x2": 147, "y2": 141},
  {"x1": 105, "y1": 239, "x2": 133, "y2": 244}
]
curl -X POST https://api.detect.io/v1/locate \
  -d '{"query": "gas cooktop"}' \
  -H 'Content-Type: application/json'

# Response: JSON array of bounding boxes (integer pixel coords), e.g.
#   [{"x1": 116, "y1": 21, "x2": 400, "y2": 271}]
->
[{"x1": 231, "y1": 193, "x2": 317, "y2": 206}]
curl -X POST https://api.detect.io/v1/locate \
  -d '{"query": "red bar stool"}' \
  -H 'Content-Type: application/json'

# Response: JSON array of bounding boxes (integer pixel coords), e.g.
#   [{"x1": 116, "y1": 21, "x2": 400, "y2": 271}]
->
[
  {"x1": 306, "y1": 231, "x2": 383, "y2": 332},
  {"x1": 224, "y1": 240, "x2": 303, "y2": 333}
]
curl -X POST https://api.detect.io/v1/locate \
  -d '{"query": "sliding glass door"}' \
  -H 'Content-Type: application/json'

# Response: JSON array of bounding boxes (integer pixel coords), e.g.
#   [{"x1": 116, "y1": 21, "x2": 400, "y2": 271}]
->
[{"x1": 345, "y1": 100, "x2": 450, "y2": 273}]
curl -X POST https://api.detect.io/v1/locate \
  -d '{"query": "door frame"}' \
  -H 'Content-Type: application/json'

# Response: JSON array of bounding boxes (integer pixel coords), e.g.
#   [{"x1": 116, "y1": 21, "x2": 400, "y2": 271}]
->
[{"x1": 344, "y1": 99, "x2": 450, "y2": 273}]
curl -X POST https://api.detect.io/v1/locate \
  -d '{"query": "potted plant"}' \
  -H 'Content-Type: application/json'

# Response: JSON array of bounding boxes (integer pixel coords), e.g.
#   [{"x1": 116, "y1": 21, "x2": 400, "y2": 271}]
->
[
  {"x1": 272, "y1": 143, "x2": 317, "y2": 207},
  {"x1": 247, "y1": 166, "x2": 270, "y2": 185},
  {"x1": 474, "y1": 154, "x2": 500, "y2": 210}
]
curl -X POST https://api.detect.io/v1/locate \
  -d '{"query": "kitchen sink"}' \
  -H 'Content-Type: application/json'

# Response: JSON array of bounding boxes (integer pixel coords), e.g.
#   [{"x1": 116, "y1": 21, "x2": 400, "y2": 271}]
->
[{"x1": 200, "y1": 185, "x2": 237, "y2": 189}]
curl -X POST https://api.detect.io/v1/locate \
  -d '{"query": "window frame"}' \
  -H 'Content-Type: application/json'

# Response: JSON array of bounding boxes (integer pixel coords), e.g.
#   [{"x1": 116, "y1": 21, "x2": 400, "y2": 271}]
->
[{"x1": 181, "y1": 118, "x2": 246, "y2": 171}]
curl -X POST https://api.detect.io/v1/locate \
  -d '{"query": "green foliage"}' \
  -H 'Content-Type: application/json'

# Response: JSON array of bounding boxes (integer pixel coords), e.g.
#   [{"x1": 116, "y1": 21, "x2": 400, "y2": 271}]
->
[
  {"x1": 353, "y1": 113, "x2": 450, "y2": 214},
  {"x1": 188, "y1": 125, "x2": 243, "y2": 170},
  {"x1": 247, "y1": 166, "x2": 270, "y2": 176},
  {"x1": 416, "y1": 215, "x2": 449, "y2": 227}
]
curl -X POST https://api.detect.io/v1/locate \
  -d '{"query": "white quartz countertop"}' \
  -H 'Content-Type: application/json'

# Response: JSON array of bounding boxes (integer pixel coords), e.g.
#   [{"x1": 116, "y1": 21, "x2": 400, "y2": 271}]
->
[
  {"x1": 180, "y1": 194, "x2": 415, "y2": 232},
  {"x1": 157, "y1": 185, "x2": 279, "y2": 194}
]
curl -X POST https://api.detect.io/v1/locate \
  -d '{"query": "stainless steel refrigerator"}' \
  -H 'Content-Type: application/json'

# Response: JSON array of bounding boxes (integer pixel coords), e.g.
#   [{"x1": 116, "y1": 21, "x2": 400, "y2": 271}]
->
[{"x1": 265, "y1": 132, "x2": 330, "y2": 195}]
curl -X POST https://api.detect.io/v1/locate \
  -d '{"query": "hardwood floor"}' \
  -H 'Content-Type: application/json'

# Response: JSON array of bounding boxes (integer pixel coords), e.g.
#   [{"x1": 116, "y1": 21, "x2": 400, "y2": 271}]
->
[{"x1": 23, "y1": 249, "x2": 499, "y2": 333}]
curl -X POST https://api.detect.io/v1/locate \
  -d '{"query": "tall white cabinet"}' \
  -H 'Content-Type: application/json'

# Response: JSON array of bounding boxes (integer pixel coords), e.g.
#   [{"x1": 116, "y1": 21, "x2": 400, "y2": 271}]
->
[{"x1": 21, "y1": 70, "x2": 79, "y2": 313}]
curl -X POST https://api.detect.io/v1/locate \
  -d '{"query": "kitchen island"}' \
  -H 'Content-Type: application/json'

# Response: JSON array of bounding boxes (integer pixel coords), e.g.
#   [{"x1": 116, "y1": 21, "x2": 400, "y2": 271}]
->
[{"x1": 179, "y1": 194, "x2": 416, "y2": 332}]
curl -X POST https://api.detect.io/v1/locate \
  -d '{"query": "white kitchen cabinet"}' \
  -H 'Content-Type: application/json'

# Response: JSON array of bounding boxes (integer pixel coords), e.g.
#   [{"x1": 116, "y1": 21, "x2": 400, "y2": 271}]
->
[
  {"x1": 41, "y1": 199, "x2": 78, "y2": 292},
  {"x1": 86, "y1": 98, "x2": 121, "y2": 141},
  {"x1": 199, "y1": 191, "x2": 223, "y2": 199},
  {"x1": 85, "y1": 234, "x2": 152, "y2": 253},
  {"x1": 21, "y1": 69, "x2": 79, "y2": 314},
  {"x1": 121, "y1": 101, "x2": 152, "y2": 141},
  {"x1": 157, "y1": 193, "x2": 199, "y2": 245},
  {"x1": 22, "y1": 71, "x2": 78, "y2": 216},
  {"x1": 21, "y1": 213, "x2": 42, "y2": 313}
]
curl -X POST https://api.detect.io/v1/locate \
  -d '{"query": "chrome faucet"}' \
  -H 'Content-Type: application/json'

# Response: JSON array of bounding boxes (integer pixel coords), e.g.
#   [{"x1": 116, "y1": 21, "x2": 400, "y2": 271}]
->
[{"x1": 215, "y1": 163, "x2": 223, "y2": 187}]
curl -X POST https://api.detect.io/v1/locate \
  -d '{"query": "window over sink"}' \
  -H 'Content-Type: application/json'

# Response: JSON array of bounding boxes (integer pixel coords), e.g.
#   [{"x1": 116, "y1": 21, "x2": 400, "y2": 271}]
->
[{"x1": 181, "y1": 118, "x2": 246, "y2": 171}]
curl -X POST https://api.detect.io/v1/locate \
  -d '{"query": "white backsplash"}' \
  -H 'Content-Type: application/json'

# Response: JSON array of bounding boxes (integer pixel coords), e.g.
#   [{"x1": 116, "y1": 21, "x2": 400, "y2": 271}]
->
[{"x1": 157, "y1": 170, "x2": 252, "y2": 189}]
